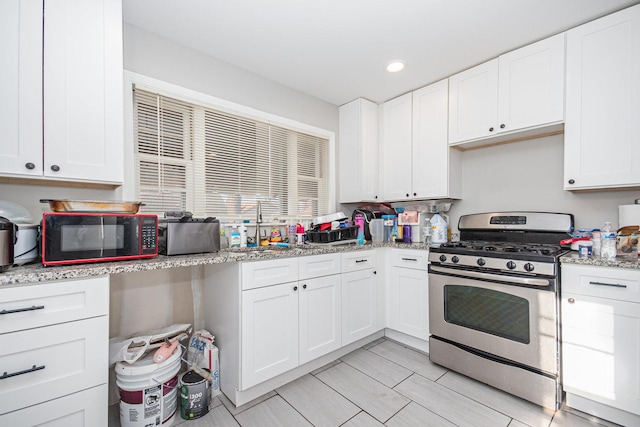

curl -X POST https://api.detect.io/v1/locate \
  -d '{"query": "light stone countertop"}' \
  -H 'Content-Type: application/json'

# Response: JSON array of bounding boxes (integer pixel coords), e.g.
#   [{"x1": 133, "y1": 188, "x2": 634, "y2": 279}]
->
[
  {"x1": 560, "y1": 251, "x2": 640, "y2": 269},
  {"x1": 0, "y1": 242, "x2": 432, "y2": 286}
]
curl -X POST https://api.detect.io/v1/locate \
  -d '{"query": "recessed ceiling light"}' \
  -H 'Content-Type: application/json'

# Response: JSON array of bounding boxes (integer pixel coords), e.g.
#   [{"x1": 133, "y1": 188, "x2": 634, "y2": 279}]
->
[{"x1": 386, "y1": 61, "x2": 405, "y2": 73}]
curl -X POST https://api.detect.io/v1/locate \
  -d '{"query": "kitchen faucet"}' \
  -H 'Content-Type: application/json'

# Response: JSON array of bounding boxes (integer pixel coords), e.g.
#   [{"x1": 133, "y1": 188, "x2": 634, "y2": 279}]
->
[{"x1": 255, "y1": 201, "x2": 263, "y2": 244}]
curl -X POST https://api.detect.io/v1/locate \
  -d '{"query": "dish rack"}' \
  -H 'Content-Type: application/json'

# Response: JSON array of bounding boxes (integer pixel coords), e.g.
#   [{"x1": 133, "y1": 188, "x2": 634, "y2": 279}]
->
[{"x1": 306, "y1": 226, "x2": 359, "y2": 244}]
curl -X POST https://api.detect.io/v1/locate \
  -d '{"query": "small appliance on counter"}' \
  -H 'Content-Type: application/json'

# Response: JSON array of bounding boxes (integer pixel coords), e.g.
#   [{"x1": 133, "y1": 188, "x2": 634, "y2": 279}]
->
[
  {"x1": 40, "y1": 199, "x2": 158, "y2": 266},
  {"x1": 158, "y1": 212, "x2": 220, "y2": 255},
  {"x1": 0, "y1": 201, "x2": 39, "y2": 267},
  {"x1": 0, "y1": 216, "x2": 16, "y2": 272}
]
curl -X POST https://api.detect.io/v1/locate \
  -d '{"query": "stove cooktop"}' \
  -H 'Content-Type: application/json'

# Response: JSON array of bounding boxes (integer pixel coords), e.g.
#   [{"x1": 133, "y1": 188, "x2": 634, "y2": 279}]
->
[{"x1": 437, "y1": 240, "x2": 565, "y2": 257}]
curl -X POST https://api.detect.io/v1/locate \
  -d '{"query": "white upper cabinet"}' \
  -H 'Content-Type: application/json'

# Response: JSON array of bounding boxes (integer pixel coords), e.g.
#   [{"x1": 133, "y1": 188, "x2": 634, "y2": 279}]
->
[
  {"x1": 380, "y1": 83, "x2": 460, "y2": 202},
  {"x1": 0, "y1": 0, "x2": 43, "y2": 178},
  {"x1": 412, "y1": 79, "x2": 461, "y2": 200},
  {"x1": 380, "y1": 93, "x2": 413, "y2": 201},
  {"x1": 0, "y1": 0, "x2": 124, "y2": 184},
  {"x1": 564, "y1": 4, "x2": 640, "y2": 190},
  {"x1": 339, "y1": 98, "x2": 379, "y2": 203},
  {"x1": 448, "y1": 59, "x2": 500, "y2": 144},
  {"x1": 449, "y1": 33, "x2": 565, "y2": 146}
]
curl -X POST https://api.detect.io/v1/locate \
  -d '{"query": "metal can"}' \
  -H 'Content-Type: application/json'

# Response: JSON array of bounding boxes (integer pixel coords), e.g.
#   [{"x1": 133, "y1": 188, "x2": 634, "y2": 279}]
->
[{"x1": 180, "y1": 369, "x2": 212, "y2": 420}]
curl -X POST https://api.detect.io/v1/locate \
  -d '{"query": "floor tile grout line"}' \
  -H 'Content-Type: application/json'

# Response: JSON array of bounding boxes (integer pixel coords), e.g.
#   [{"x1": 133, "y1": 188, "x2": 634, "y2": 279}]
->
[
  {"x1": 273, "y1": 389, "x2": 319, "y2": 427},
  {"x1": 338, "y1": 350, "x2": 413, "y2": 389}
]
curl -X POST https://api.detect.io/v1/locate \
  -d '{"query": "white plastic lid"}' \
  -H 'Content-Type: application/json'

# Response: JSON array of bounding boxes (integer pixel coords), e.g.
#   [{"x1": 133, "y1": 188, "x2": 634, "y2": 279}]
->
[{"x1": 0, "y1": 201, "x2": 33, "y2": 224}]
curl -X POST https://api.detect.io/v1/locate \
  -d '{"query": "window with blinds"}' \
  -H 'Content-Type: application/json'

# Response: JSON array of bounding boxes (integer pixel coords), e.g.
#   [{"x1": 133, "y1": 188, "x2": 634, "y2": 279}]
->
[{"x1": 132, "y1": 87, "x2": 330, "y2": 221}]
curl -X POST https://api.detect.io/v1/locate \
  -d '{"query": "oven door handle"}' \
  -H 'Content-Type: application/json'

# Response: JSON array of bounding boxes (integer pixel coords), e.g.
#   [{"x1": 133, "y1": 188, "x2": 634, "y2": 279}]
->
[{"x1": 429, "y1": 265, "x2": 551, "y2": 287}]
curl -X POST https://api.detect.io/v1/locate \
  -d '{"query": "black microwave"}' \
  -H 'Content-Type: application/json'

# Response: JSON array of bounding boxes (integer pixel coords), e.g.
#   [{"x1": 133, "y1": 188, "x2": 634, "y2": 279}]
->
[{"x1": 41, "y1": 212, "x2": 158, "y2": 266}]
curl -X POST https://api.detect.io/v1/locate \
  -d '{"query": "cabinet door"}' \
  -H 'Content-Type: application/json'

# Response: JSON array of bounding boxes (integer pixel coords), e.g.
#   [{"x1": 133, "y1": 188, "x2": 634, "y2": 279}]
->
[
  {"x1": 564, "y1": 4, "x2": 640, "y2": 190},
  {"x1": 241, "y1": 283, "x2": 299, "y2": 389},
  {"x1": 498, "y1": 33, "x2": 565, "y2": 133},
  {"x1": 562, "y1": 293, "x2": 640, "y2": 416},
  {"x1": 338, "y1": 98, "x2": 379, "y2": 203},
  {"x1": 43, "y1": 0, "x2": 123, "y2": 183},
  {"x1": 341, "y1": 269, "x2": 377, "y2": 345},
  {"x1": 380, "y1": 93, "x2": 413, "y2": 201},
  {"x1": 0, "y1": 384, "x2": 107, "y2": 427},
  {"x1": 299, "y1": 275, "x2": 341, "y2": 364},
  {"x1": 0, "y1": 0, "x2": 42, "y2": 177},
  {"x1": 412, "y1": 79, "x2": 450, "y2": 199},
  {"x1": 448, "y1": 59, "x2": 499, "y2": 144},
  {"x1": 0, "y1": 316, "x2": 108, "y2": 415},
  {"x1": 388, "y1": 267, "x2": 429, "y2": 339}
]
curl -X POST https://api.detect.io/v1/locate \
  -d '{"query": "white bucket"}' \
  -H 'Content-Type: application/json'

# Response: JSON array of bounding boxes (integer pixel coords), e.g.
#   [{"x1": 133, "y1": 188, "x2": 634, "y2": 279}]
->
[{"x1": 115, "y1": 347, "x2": 182, "y2": 427}]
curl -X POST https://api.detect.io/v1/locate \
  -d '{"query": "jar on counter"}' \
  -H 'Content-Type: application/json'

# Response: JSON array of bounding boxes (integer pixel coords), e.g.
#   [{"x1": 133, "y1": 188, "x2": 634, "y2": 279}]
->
[{"x1": 591, "y1": 229, "x2": 601, "y2": 257}]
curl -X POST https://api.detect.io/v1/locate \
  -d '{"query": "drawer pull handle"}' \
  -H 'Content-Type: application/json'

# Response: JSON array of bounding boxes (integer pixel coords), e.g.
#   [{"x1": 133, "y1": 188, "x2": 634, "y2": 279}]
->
[
  {"x1": 589, "y1": 281, "x2": 627, "y2": 288},
  {"x1": 1, "y1": 364, "x2": 45, "y2": 380},
  {"x1": 401, "y1": 258, "x2": 418, "y2": 261},
  {"x1": 0, "y1": 305, "x2": 45, "y2": 315},
  {"x1": 355, "y1": 259, "x2": 368, "y2": 263}
]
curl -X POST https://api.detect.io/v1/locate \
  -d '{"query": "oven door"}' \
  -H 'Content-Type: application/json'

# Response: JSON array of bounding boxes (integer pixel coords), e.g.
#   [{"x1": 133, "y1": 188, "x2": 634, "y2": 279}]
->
[{"x1": 429, "y1": 265, "x2": 558, "y2": 375}]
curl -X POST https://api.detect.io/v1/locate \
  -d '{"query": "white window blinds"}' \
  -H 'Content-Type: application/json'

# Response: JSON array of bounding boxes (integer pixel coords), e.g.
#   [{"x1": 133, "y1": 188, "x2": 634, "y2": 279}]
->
[{"x1": 133, "y1": 87, "x2": 330, "y2": 221}]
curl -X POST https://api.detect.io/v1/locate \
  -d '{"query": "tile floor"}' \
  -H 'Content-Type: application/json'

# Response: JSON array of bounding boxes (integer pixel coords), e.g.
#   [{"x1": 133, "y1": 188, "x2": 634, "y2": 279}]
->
[{"x1": 110, "y1": 338, "x2": 620, "y2": 427}]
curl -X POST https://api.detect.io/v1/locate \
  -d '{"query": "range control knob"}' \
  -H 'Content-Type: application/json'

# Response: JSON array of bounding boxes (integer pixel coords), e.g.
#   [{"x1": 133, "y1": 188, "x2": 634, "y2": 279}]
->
[
  {"x1": 451, "y1": 256, "x2": 460, "y2": 264},
  {"x1": 439, "y1": 255, "x2": 447, "y2": 262},
  {"x1": 477, "y1": 258, "x2": 486, "y2": 266},
  {"x1": 506, "y1": 261, "x2": 516, "y2": 270},
  {"x1": 524, "y1": 263, "x2": 535, "y2": 272}
]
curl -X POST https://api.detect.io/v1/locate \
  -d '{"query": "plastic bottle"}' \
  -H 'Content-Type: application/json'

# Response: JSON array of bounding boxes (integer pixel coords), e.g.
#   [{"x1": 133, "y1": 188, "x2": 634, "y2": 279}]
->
[
  {"x1": 355, "y1": 213, "x2": 365, "y2": 245},
  {"x1": 430, "y1": 212, "x2": 448, "y2": 244},
  {"x1": 230, "y1": 226, "x2": 241, "y2": 247},
  {"x1": 382, "y1": 215, "x2": 395, "y2": 243},
  {"x1": 591, "y1": 229, "x2": 601, "y2": 257},
  {"x1": 239, "y1": 224, "x2": 248, "y2": 247},
  {"x1": 600, "y1": 222, "x2": 616, "y2": 259}
]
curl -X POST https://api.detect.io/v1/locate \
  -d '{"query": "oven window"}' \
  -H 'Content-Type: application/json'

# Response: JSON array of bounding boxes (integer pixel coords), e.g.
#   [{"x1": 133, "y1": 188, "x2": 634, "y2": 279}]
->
[{"x1": 444, "y1": 285, "x2": 530, "y2": 344}]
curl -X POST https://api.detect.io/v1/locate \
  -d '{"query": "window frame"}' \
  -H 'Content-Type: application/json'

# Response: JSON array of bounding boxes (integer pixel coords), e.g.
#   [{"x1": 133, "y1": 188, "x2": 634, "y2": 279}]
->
[{"x1": 122, "y1": 71, "x2": 336, "y2": 221}]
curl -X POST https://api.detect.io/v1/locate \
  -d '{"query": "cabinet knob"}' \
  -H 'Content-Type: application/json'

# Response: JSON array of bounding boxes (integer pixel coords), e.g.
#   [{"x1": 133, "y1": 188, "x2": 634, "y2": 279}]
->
[
  {"x1": 303, "y1": 284, "x2": 307, "y2": 289},
  {"x1": 406, "y1": 193, "x2": 410, "y2": 197},
  {"x1": 50, "y1": 164, "x2": 60, "y2": 172},
  {"x1": 374, "y1": 195, "x2": 378, "y2": 199},
  {"x1": 568, "y1": 179, "x2": 575, "y2": 184},
  {"x1": 568, "y1": 298, "x2": 575, "y2": 304},
  {"x1": 500, "y1": 124, "x2": 505, "y2": 129},
  {"x1": 489, "y1": 127, "x2": 494, "y2": 132},
  {"x1": 293, "y1": 286, "x2": 298, "y2": 291},
  {"x1": 413, "y1": 192, "x2": 417, "y2": 196},
  {"x1": 25, "y1": 162, "x2": 36, "y2": 170},
  {"x1": 373, "y1": 271, "x2": 377, "y2": 275}
]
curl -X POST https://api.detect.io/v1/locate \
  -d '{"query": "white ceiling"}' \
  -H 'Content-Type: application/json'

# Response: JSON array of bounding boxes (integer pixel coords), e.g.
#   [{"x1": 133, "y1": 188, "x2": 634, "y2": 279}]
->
[{"x1": 122, "y1": 0, "x2": 639, "y2": 106}]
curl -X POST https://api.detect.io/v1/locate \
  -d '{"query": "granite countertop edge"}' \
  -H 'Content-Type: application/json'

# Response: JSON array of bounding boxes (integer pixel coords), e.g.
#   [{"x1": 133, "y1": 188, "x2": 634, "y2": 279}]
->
[
  {"x1": 0, "y1": 242, "x2": 432, "y2": 286},
  {"x1": 560, "y1": 251, "x2": 640, "y2": 269}
]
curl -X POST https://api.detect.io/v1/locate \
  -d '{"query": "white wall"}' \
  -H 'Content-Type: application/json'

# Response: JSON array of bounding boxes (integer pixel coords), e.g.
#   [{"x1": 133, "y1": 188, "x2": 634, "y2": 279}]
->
[
  {"x1": 123, "y1": 23, "x2": 339, "y2": 133},
  {"x1": 448, "y1": 134, "x2": 639, "y2": 233}
]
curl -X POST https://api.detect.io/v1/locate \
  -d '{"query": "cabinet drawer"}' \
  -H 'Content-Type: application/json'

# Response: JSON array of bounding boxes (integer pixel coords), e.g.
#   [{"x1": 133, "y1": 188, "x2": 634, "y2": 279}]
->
[
  {"x1": 242, "y1": 258, "x2": 299, "y2": 290},
  {"x1": 299, "y1": 253, "x2": 341, "y2": 280},
  {"x1": 0, "y1": 276, "x2": 109, "y2": 334},
  {"x1": 562, "y1": 264, "x2": 640, "y2": 303},
  {"x1": 391, "y1": 249, "x2": 429, "y2": 270},
  {"x1": 341, "y1": 250, "x2": 377, "y2": 273},
  {"x1": 0, "y1": 316, "x2": 108, "y2": 415},
  {"x1": 0, "y1": 384, "x2": 107, "y2": 426}
]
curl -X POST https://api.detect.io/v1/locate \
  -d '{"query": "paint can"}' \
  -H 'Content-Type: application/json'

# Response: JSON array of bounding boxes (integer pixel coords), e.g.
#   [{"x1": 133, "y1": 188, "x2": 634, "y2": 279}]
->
[
  {"x1": 115, "y1": 347, "x2": 181, "y2": 427},
  {"x1": 179, "y1": 369, "x2": 212, "y2": 420}
]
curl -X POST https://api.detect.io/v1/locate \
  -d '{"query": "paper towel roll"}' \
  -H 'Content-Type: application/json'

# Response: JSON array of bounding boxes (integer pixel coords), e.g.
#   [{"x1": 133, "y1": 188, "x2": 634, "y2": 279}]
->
[{"x1": 619, "y1": 204, "x2": 640, "y2": 228}]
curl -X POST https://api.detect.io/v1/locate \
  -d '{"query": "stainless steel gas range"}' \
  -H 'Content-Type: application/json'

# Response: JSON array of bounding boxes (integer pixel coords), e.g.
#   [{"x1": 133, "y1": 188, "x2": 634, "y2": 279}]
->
[{"x1": 428, "y1": 211, "x2": 573, "y2": 410}]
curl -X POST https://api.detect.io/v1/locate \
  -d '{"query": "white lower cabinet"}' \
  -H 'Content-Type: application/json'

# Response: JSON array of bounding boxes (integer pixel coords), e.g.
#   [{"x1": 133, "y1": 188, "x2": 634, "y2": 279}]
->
[
  {"x1": 240, "y1": 255, "x2": 342, "y2": 390},
  {"x1": 561, "y1": 264, "x2": 640, "y2": 426},
  {"x1": 241, "y1": 281, "x2": 299, "y2": 390},
  {"x1": 0, "y1": 276, "x2": 109, "y2": 425},
  {"x1": 299, "y1": 274, "x2": 342, "y2": 364},
  {"x1": 0, "y1": 384, "x2": 107, "y2": 426},
  {"x1": 387, "y1": 250, "x2": 429, "y2": 340},
  {"x1": 341, "y1": 250, "x2": 378, "y2": 345}
]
